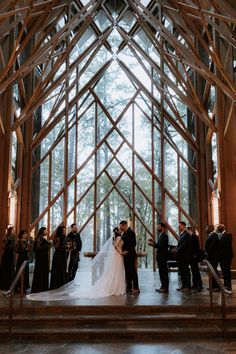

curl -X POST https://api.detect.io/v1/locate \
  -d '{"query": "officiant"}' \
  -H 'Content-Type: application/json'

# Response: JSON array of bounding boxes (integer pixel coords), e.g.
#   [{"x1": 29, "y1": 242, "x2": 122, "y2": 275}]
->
[
  {"x1": 65, "y1": 223, "x2": 82, "y2": 281},
  {"x1": 148, "y1": 222, "x2": 169, "y2": 293}
]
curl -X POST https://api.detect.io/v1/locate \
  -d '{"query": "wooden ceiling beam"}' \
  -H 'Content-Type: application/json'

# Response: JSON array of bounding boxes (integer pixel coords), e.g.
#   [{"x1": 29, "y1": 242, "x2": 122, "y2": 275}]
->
[
  {"x1": 0, "y1": 0, "x2": 100, "y2": 93},
  {"x1": 0, "y1": 1, "x2": 67, "y2": 20},
  {"x1": 129, "y1": 0, "x2": 236, "y2": 103},
  {"x1": 13, "y1": 7, "x2": 103, "y2": 130},
  {"x1": 162, "y1": 0, "x2": 236, "y2": 24},
  {"x1": 0, "y1": 0, "x2": 60, "y2": 84}
]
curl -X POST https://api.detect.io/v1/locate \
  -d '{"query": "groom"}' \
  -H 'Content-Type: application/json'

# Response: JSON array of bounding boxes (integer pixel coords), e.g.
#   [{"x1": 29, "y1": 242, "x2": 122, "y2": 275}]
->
[{"x1": 119, "y1": 220, "x2": 140, "y2": 294}]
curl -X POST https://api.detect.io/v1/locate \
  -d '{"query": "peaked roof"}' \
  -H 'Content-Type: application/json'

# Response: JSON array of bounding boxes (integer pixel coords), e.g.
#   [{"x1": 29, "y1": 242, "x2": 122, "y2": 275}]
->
[{"x1": 0, "y1": 0, "x2": 235, "y2": 145}]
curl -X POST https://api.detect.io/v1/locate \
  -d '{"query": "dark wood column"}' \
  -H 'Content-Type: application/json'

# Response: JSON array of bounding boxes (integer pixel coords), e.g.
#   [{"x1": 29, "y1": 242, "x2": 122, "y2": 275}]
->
[
  {"x1": 0, "y1": 21, "x2": 14, "y2": 254},
  {"x1": 19, "y1": 39, "x2": 34, "y2": 230},
  {"x1": 215, "y1": 21, "x2": 236, "y2": 267},
  {"x1": 195, "y1": 42, "x2": 211, "y2": 247},
  {"x1": 217, "y1": 72, "x2": 236, "y2": 266},
  {"x1": 0, "y1": 90, "x2": 13, "y2": 253},
  {"x1": 217, "y1": 101, "x2": 236, "y2": 268}
]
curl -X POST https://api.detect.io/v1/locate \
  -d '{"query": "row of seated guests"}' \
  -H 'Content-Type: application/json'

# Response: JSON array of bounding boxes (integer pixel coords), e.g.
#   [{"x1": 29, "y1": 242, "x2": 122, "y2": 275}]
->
[
  {"x1": 31, "y1": 224, "x2": 82, "y2": 293},
  {"x1": 0, "y1": 227, "x2": 30, "y2": 291}
]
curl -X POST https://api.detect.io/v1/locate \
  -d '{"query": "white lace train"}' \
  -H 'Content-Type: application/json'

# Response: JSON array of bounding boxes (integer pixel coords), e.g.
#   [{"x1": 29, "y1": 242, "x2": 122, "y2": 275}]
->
[{"x1": 26, "y1": 236, "x2": 126, "y2": 301}]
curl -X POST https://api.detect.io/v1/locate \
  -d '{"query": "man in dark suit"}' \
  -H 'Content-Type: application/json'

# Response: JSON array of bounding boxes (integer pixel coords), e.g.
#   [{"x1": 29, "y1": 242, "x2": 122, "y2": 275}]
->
[
  {"x1": 65, "y1": 224, "x2": 82, "y2": 281},
  {"x1": 148, "y1": 222, "x2": 169, "y2": 293},
  {"x1": 217, "y1": 224, "x2": 233, "y2": 291},
  {"x1": 187, "y1": 226, "x2": 203, "y2": 291},
  {"x1": 177, "y1": 221, "x2": 191, "y2": 292},
  {"x1": 205, "y1": 224, "x2": 220, "y2": 290},
  {"x1": 119, "y1": 220, "x2": 140, "y2": 294}
]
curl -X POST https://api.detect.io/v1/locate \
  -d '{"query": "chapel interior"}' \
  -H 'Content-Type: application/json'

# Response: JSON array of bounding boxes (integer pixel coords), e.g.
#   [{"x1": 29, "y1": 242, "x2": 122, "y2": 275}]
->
[{"x1": 0, "y1": 0, "x2": 236, "y2": 352}]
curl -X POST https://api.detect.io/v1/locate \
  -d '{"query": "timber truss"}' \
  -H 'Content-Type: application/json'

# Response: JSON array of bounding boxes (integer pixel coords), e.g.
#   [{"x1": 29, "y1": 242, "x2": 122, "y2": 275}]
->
[{"x1": 0, "y1": 0, "x2": 235, "y2": 256}]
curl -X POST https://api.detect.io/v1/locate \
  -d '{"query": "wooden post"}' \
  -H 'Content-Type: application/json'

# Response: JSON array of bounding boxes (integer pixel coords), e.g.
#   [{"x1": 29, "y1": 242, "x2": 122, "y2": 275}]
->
[
  {"x1": 214, "y1": 19, "x2": 236, "y2": 268},
  {"x1": 20, "y1": 38, "x2": 34, "y2": 230},
  {"x1": 195, "y1": 40, "x2": 211, "y2": 247},
  {"x1": 0, "y1": 17, "x2": 14, "y2": 254}
]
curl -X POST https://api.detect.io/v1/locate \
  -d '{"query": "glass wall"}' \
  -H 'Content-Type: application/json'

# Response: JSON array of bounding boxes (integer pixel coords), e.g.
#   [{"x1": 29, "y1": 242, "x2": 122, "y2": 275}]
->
[{"x1": 25, "y1": 1, "x2": 200, "y2": 269}]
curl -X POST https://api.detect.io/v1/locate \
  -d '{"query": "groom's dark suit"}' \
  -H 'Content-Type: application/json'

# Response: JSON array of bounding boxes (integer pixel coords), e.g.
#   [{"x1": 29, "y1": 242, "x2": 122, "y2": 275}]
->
[{"x1": 122, "y1": 227, "x2": 139, "y2": 292}]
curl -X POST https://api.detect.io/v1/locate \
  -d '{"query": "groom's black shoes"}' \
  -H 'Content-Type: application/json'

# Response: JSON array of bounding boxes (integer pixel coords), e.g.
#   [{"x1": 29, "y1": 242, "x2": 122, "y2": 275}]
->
[
  {"x1": 155, "y1": 287, "x2": 163, "y2": 292},
  {"x1": 176, "y1": 287, "x2": 184, "y2": 291},
  {"x1": 156, "y1": 287, "x2": 168, "y2": 293},
  {"x1": 126, "y1": 289, "x2": 140, "y2": 295},
  {"x1": 157, "y1": 288, "x2": 168, "y2": 293}
]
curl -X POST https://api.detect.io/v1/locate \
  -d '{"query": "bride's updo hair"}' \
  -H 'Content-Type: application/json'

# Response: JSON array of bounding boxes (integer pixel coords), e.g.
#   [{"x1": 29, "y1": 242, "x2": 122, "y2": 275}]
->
[{"x1": 113, "y1": 227, "x2": 121, "y2": 238}]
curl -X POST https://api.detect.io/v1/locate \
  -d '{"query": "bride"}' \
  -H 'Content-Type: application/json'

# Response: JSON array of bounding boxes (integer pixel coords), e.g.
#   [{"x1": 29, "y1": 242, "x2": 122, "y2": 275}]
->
[{"x1": 27, "y1": 227, "x2": 126, "y2": 301}]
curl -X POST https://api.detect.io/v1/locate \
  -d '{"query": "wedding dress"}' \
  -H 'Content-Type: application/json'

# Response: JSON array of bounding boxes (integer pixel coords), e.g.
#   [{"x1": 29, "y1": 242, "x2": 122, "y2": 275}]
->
[{"x1": 26, "y1": 236, "x2": 126, "y2": 301}]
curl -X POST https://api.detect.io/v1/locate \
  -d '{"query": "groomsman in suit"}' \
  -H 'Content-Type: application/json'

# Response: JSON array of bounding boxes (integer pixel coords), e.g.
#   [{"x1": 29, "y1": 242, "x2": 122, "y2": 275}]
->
[
  {"x1": 217, "y1": 224, "x2": 233, "y2": 291},
  {"x1": 177, "y1": 221, "x2": 192, "y2": 292},
  {"x1": 119, "y1": 220, "x2": 140, "y2": 294},
  {"x1": 65, "y1": 224, "x2": 82, "y2": 281},
  {"x1": 148, "y1": 223, "x2": 169, "y2": 293},
  {"x1": 205, "y1": 225, "x2": 220, "y2": 290}
]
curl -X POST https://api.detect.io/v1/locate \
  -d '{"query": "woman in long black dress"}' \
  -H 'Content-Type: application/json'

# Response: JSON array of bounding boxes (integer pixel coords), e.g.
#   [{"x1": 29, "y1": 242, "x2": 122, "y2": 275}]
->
[
  {"x1": 31, "y1": 227, "x2": 51, "y2": 293},
  {"x1": 0, "y1": 226, "x2": 16, "y2": 290},
  {"x1": 15, "y1": 230, "x2": 30, "y2": 292},
  {"x1": 50, "y1": 226, "x2": 67, "y2": 290}
]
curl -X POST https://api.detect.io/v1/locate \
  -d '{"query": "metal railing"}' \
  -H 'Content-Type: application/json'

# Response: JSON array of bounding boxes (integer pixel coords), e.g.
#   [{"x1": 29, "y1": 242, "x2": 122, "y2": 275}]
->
[
  {"x1": 203, "y1": 260, "x2": 232, "y2": 336},
  {"x1": 1, "y1": 259, "x2": 233, "y2": 337},
  {"x1": 3, "y1": 260, "x2": 29, "y2": 336}
]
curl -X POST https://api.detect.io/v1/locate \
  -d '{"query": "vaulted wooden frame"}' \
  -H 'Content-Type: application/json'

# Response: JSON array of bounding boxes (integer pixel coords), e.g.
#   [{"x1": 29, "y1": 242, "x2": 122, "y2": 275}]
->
[{"x1": 0, "y1": 0, "x2": 235, "y2": 265}]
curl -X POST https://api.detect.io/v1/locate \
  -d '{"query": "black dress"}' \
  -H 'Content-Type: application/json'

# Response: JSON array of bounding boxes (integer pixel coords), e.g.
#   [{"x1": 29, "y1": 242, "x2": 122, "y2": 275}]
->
[
  {"x1": 15, "y1": 240, "x2": 30, "y2": 291},
  {"x1": 0, "y1": 234, "x2": 15, "y2": 290},
  {"x1": 50, "y1": 235, "x2": 66, "y2": 290},
  {"x1": 31, "y1": 237, "x2": 50, "y2": 293}
]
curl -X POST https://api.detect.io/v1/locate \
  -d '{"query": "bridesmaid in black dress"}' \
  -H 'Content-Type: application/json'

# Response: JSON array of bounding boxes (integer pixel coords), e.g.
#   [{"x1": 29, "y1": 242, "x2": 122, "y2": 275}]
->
[
  {"x1": 50, "y1": 226, "x2": 67, "y2": 290},
  {"x1": 0, "y1": 226, "x2": 16, "y2": 290},
  {"x1": 15, "y1": 230, "x2": 30, "y2": 292},
  {"x1": 31, "y1": 227, "x2": 51, "y2": 293}
]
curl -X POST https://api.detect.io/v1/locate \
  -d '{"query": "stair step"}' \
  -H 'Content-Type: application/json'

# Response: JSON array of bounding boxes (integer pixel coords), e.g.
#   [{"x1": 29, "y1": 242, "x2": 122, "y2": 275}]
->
[
  {"x1": 0, "y1": 304, "x2": 230, "y2": 314},
  {"x1": 1, "y1": 325, "x2": 233, "y2": 341}
]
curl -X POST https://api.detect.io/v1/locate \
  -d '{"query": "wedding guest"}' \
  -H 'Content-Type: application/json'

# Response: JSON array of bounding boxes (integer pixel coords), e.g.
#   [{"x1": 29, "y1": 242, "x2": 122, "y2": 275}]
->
[
  {"x1": 31, "y1": 227, "x2": 51, "y2": 293},
  {"x1": 50, "y1": 226, "x2": 67, "y2": 290},
  {"x1": 119, "y1": 220, "x2": 140, "y2": 294},
  {"x1": 177, "y1": 222, "x2": 191, "y2": 292},
  {"x1": 148, "y1": 222, "x2": 169, "y2": 293},
  {"x1": 187, "y1": 226, "x2": 203, "y2": 292},
  {"x1": 0, "y1": 226, "x2": 16, "y2": 290},
  {"x1": 15, "y1": 230, "x2": 30, "y2": 292},
  {"x1": 217, "y1": 224, "x2": 233, "y2": 291},
  {"x1": 205, "y1": 225, "x2": 220, "y2": 290},
  {"x1": 65, "y1": 224, "x2": 82, "y2": 281},
  {"x1": 28, "y1": 235, "x2": 34, "y2": 263}
]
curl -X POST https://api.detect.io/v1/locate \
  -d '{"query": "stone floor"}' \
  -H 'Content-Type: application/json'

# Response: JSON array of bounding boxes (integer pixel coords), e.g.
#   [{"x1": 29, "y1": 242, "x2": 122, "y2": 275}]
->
[
  {"x1": 1, "y1": 270, "x2": 236, "y2": 353},
  {"x1": 1, "y1": 268, "x2": 236, "y2": 308},
  {"x1": 1, "y1": 340, "x2": 236, "y2": 354}
]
